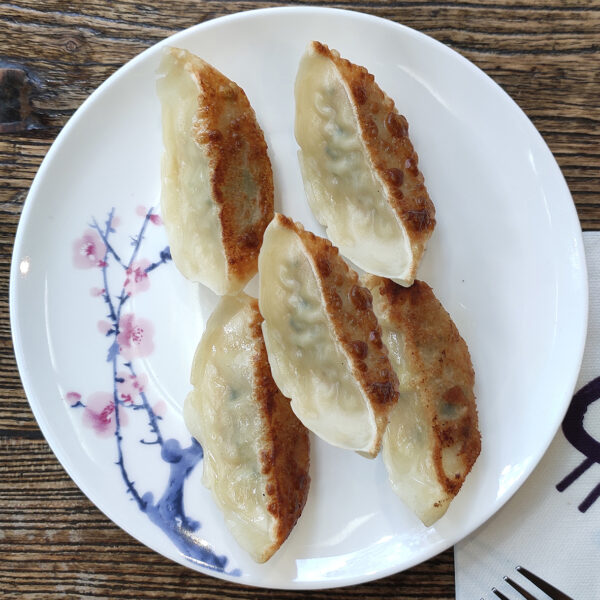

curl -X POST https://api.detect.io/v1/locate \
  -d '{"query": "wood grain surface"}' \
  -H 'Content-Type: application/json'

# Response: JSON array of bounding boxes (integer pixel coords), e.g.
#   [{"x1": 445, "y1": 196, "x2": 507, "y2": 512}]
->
[{"x1": 1, "y1": 1, "x2": 598, "y2": 598}]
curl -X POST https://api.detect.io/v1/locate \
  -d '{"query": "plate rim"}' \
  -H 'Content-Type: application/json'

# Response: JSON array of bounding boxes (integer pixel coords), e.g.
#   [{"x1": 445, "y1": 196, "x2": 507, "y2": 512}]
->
[{"x1": 9, "y1": 5, "x2": 589, "y2": 590}]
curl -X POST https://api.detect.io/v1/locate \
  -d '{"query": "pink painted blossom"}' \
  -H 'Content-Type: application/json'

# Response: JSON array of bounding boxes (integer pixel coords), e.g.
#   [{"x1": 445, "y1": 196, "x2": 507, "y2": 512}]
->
[
  {"x1": 82, "y1": 392, "x2": 128, "y2": 437},
  {"x1": 117, "y1": 313, "x2": 154, "y2": 359},
  {"x1": 112, "y1": 216, "x2": 121, "y2": 228},
  {"x1": 65, "y1": 391, "x2": 82, "y2": 407},
  {"x1": 116, "y1": 371, "x2": 148, "y2": 404},
  {"x1": 90, "y1": 287, "x2": 105, "y2": 297},
  {"x1": 73, "y1": 230, "x2": 106, "y2": 269},
  {"x1": 135, "y1": 205, "x2": 161, "y2": 224},
  {"x1": 152, "y1": 400, "x2": 167, "y2": 417},
  {"x1": 123, "y1": 259, "x2": 151, "y2": 297},
  {"x1": 97, "y1": 320, "x2": 112, "y2": 335}
]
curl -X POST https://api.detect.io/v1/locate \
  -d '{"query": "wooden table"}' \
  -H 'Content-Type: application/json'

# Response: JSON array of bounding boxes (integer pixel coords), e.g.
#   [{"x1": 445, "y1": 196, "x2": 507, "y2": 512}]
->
[{"x1": 1, "y1": 1, "x2": 598, "y2": 598}]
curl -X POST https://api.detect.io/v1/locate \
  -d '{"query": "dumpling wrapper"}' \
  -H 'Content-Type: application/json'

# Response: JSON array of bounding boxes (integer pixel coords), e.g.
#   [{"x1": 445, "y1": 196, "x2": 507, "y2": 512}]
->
[
  {"x1": 295, "y1": 41, "x2": 435, "y2": 287},
  {"x1": 184, "y1": 293, "x2": 310, "y2": 563},
  {"x1": 364, "y1": 276, "x2": 481, "y2": 526},
  {"x1": 158, "y1": 47, "x2": 274, "y2": 295},
  {"x1": 259, "y1": 213, "x2": 399, "y2": 458}
]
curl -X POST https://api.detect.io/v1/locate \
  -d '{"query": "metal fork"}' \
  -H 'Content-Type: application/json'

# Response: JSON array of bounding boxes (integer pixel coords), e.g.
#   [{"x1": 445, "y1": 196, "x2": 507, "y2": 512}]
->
[{"x1": 485, "y1": 566, "x2": 574, "y2": 600}]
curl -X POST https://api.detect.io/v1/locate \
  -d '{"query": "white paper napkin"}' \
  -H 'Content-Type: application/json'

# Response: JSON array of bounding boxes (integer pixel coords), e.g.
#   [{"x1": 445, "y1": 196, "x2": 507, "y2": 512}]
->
[{"x1": 455, "y1": 231, "x2": 600, "y2": 600}]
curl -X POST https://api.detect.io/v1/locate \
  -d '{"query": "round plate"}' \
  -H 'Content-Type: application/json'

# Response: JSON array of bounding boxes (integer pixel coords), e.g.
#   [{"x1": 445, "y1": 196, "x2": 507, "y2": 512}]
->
[{"x1": 10, "y1": 6, "x2": 587, "y2": 590}]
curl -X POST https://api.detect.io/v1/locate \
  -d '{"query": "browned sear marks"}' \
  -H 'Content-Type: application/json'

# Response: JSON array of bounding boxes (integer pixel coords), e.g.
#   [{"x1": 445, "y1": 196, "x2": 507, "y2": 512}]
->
[
  {"x1": 246, "y1": 297, "x2": 310, "y2": 562},
  {"x1": 310, "y1": 41, "x2": 436, "y2": 284},
  {"x1": 191, "y1": 59, "x2": 274, "y2": 286},
  {"x1": 274, "y1": 214, "x2": 400, "y2": 456},
  {"x1": 366, "y1": 276, "x2": 481, "y2": 499}
]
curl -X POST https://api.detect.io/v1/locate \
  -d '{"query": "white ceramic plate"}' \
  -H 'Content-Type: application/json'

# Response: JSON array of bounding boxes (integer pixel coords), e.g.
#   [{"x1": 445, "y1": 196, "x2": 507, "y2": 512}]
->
[{"x1": 10, "y1": 6, "x2": 587, "y2": 590}]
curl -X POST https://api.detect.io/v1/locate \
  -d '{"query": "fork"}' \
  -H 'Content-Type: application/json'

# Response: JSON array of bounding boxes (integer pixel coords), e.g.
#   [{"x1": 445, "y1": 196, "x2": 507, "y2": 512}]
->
[{"x1": 485, "y1": 566, "x2": 574, "y2": 600}]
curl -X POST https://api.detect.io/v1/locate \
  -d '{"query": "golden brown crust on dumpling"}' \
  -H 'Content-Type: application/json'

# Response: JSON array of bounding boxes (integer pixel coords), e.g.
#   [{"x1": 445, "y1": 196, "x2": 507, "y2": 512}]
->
[
  {"x1": 365, "y1": 276, "x2": 480, "y2": 497},
  {"x1": 247, "y1": 299, "x2": 310, "y2": 560},
  {"x1": 276, "y1": 214, "x2": 399, "y2": 453},
  {"x1": 311, "y1": 41, "x2": 435, "y2": 284},
  {"x1": 192, "y1": 59, "x2": 274, "y2": 285}
]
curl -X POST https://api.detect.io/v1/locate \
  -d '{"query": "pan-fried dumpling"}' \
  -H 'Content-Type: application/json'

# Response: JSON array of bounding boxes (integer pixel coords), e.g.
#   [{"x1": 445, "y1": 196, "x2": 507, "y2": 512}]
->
[
  {"x1": 184, "y1": 293, "x2": 310, "y2": 562},
  {"x1": 158, "y1": 47, "x2": 274, "y2": 295},
  {"x1": 364, "y1": 276, "x2": 481, "y2": 526},
  {"x1": 259, "y1": 214, "x2": 399, "y2": 457},
  {"x1": 295, "y1": 41, "x2": 435, "y2": 287}
]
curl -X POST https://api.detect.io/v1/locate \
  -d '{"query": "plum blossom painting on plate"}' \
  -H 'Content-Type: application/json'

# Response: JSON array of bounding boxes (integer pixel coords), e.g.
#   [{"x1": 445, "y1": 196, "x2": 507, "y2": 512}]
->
[
  {"x1": 68, "y1": 206, "x2": 236, "y2": 574},
  {"x1": 9, "y1": 7, "x2": 587, "y2": 590}
]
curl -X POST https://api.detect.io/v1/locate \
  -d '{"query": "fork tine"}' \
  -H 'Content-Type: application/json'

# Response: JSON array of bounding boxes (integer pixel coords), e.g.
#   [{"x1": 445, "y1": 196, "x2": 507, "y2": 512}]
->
[
  {"x1": 516, "y1": 566, "x2": 575, "y2": 600},
  {"x1": 504, "y1": 576, "x2": 539, "y2": 600},
  {"x1": 492, "y1": 588, "x2": 512, "y2": 600}
]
